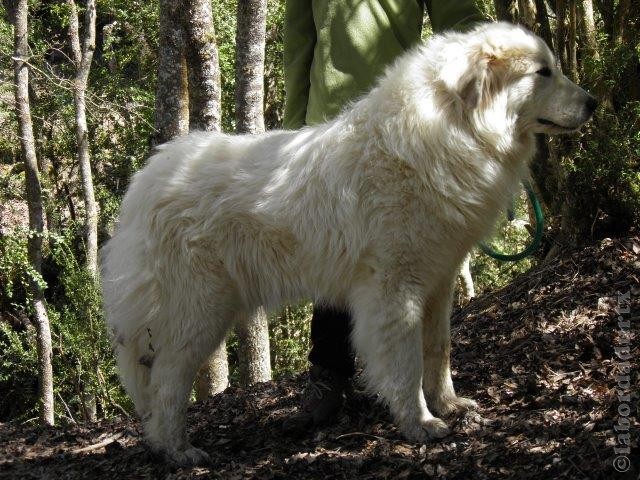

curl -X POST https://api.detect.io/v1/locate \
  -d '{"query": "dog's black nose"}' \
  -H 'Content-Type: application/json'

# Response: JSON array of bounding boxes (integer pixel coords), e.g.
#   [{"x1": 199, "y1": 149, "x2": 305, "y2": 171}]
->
[{"x1": 586, "y1": 96, "x2": 598, "y2": 113}]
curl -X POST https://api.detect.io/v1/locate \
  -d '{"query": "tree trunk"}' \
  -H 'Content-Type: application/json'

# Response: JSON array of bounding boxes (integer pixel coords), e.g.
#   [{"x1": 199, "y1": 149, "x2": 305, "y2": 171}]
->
[
  {"x1": 12, "y1": 0, "x2": 54, "y2": 426},
  {"x1": 517, "y1": 0, "x2": 537, "y2": 29},
  {"x1": 568, "y1": 0, "x2": 578, "y2": 80},
  {"x1": 594, "y1": 0, "x2": 615, "y2": 39},
  {"x1": 615, "y1": 0, "x2": 640, "y2": 103},
  {"x1": 194, "y1": 340, "x2": 229, "y2": 398},
  {"x1": 580, "y1": 0, "x2": 599, "y2": 59},
  {"x1": 458, "y1": 255, "x2": 475, "y2": 303},
  {"x1": 177, "y1": 0, "x2": 230, "y2": 399},
  {"x1": 237, "y1": 308, "x2": 272, "y2": 386},
  {"x1": 534, "y1": 0, "x2": 554, "y2": 49},
  {"x1": 494, "y1": 0, "x2": 517, "y2": 22},
  {"x1": 235, "y1": 0, "x2": 267, "y2": 134},
  {"x1": 154, "y1": 0, "x2": 189, "y2": 144},
  {"x1": 234, "y1": 0, "x2": 272, "y2": 387},
  {"x1": 68, "y1": 0, "x2": 98, "y2": 277},
  {"x1": 614, "y1": 0, "x2": 631, "y2": 44},
  {"x1": 555, "y1": 0, "x2": 568, "y2": 71},
  {"x1": 184, "y1": 0, "x2": 222, "y2": 131}
]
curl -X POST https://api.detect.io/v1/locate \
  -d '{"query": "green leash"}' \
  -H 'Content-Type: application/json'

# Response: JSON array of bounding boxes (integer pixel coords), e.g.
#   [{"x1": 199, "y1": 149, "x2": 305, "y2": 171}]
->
[{"x1": 478, "y1": 181, "x2": 544, "y2": 262}]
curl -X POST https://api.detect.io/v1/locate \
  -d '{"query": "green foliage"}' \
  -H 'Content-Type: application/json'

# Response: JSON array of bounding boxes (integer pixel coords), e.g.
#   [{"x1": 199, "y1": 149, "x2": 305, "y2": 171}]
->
[
  {"x1": 469, "y1": 191, "x2": 535, "y2": 295},
  {"x1": 213, "y1": 0, "x2": 237, "y2": 132},
  {"x1": 0, "y1": 229, "x2": 32, "y2": 302},
  {"x1": 566, "y1": 101, "x2": 640, "y2": 234},
  {"x1": 563, "y1": 38, "x2": 640, "y2": 235},
  {"x1": 49, "y1": 229, "x2": 131, "y2": 420},
  {"x1": 269, "y1": 303, "x2": 312, "y2": 378},
  {"x1": 0, "y1": 228, "x2": 130, "y2": 422},
  {"x1": 0, "y1": 321, "x2": 39, "y2": 421},
  {"x1": 213, "y1": 0, "x2": 285, "y2": 131},
  {"x1": 225, "y1": 303, "x2": 311, "y2": 383}
]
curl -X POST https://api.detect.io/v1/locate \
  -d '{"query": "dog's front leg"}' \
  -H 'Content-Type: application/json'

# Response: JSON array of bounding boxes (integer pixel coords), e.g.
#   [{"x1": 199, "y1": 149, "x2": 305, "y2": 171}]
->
[
  {"x1": 349, "y1": 280, "x2": 450, "y2": 442},
  {"x1": 422, "y1": 276, "x2": 478, "y2": 417}
]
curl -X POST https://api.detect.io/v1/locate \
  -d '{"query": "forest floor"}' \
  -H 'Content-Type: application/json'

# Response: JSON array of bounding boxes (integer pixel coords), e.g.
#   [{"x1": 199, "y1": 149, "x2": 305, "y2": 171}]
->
[{"x1": 1, "y1": 236, "x2": 639, "y2": 479}]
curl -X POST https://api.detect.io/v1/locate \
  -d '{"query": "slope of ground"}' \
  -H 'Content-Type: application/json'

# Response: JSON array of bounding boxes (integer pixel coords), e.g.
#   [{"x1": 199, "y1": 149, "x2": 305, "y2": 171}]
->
[{"x1": 1, "y1": 236, "x2": 638, "y2": 479}]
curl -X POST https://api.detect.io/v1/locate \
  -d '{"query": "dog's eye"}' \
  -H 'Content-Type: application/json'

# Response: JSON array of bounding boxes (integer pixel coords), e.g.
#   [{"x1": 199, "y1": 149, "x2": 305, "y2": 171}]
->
[{"x1": 536, "y1": 67, "x2": 552, "y2": 77}]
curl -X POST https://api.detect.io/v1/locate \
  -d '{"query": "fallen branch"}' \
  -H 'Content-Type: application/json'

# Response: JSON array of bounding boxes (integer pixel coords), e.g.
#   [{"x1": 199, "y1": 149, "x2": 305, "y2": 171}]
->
[
  {"x1": 334, "y1": 432, "x2": 388, "y2": 442},
  {"x1": 71, "y1": 432, "x2": 125, "y2": 454},
  {"x1": 56, "y1": 392, "x2": 77, "y2": 425}
]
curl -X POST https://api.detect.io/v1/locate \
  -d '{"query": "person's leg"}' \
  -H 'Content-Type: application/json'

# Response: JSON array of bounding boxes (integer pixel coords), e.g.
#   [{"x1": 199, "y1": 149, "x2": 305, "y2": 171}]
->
[
  {"x1": 309, "y1": 305, "x2": 356, "y2": 378},
  {"x1": 283, "y1": 305, "x2": 356, "y2": 433}
]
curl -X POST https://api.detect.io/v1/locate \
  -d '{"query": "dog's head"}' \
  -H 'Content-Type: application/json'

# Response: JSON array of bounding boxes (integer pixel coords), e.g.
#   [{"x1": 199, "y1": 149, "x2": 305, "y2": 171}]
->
[{"x1": 432, "y1": 22, "x2": 596, "y2": 137}]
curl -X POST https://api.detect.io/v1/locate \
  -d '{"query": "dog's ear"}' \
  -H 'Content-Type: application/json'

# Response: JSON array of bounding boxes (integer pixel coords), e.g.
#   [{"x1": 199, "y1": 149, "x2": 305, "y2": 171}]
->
[
  {"x1": 439, "y1": 47, "x2": 504, "y2": 110},
  {"x1": 458, "y1": 65, "x2": 487, "y2": 109}
]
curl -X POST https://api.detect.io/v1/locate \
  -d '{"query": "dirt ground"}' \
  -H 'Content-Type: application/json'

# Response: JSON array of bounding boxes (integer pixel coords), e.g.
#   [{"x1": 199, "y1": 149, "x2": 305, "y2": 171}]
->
[{"x1": 1, "y1": 236, "x2": 638, "y2": 479}]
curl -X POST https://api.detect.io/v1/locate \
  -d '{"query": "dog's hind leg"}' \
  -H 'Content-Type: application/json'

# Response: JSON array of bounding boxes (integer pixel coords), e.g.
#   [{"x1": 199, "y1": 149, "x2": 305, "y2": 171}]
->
[
  {"x1": 422, "y1": 276, "x2": 478, "y2": 417},
  {"x1": 144, "y1": 306, "x2": 236, "y2": 466},
  {"x1": 348, "y1": 279, "x2": 450, "y2": 443}
]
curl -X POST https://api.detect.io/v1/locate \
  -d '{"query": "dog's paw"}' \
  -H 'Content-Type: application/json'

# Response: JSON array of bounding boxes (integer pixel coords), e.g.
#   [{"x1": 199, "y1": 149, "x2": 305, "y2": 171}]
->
[
  {"x1": 429, "y1": 395, "x2": 478, "y2": 418},
  {"x1": 165, "y1": 445, "x2": 211, "y2": 467},
  {"x1": 401, "y1": 417, "x2": 451, "y2": 442}
]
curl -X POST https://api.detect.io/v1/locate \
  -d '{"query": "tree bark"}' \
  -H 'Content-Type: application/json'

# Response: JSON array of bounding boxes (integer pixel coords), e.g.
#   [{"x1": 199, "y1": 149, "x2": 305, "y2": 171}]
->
[
  {"x1": 594, "y1": 0, "x2": 615, "y2": 39},
  {"x1": 494, "y1": 0, "x2": 517, "y2": 22},
  {"x1": 580, "y1": 0, "x2": 599, "y2": 59},
  {"x1": 555, "y1": 0, "x2": 568, "y2": 71},
  {"x1": 233, "y1": 0, "x2": 272, "y2": 387},
  {"x1": 184, "y1": 0, "x2": 222, "y2": 131},
  {"x1": 68, "y1": 0, "x2": 98, "y2": 277},
  {"x1": 177, "y1": 0, "x2": 229, "y2": 398},
  {"x1": 517, "y1": 0, "x2": 537, "y2": 29},
  {"x1": 12, "y1": 0, "x2": 55, "y2": 426},
  {"x1": 194, "y1": 340, "x2": 229, "y2": 398},
  {"x1": 458, "y1": 255, "x2": 475, "y2": 303},
  {"x1": 154, "y1": 0, "x2": 189, "y2": 144},
  {"x1": 614, "y1": 0, "x2": 631, "y2": 44},
  {"x1": 237, "y1": 308, "x2": 272, "y2": 386},
  {"x1": 235, "y1": 0, "x2": 267, "y2": 134},
  {"x1": 568, "y1": 0, "x2": 578, "y2": 80},
  {"x1": 614, "y1": 0, "x2": 640, "y2": 103},
  {"x1": 534, "y1": 0, "x2": 554, "y2": 49}
]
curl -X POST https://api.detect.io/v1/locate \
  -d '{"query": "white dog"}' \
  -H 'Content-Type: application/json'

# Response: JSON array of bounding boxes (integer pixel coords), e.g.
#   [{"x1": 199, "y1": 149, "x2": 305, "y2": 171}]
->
[{"x1": 102, "y1": 22, "x2": 595, "y2": 465}]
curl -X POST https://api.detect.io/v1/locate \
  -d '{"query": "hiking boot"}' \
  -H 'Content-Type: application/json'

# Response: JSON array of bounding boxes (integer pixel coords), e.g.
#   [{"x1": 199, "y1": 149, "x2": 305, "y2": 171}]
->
[{"x1": 282, "y1": 365, "x2": 349, "y2": 434}]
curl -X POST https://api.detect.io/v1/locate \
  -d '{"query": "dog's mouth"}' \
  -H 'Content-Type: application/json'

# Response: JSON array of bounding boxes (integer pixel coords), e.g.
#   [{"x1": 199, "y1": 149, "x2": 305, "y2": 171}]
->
[{"x1": 537, "y1": 118, "x2": 579, "y2": 131}]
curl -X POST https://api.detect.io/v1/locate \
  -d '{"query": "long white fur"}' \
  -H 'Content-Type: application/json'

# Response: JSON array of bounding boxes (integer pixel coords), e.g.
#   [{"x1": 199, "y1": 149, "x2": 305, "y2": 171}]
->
[{"x1": 102, "y1": 22, "x2": 593, "y2": 464}]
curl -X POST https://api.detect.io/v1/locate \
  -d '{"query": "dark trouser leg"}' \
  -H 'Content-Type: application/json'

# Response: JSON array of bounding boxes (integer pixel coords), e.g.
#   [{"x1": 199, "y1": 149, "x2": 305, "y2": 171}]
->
[{"x1": 308, "y1": 305, "x2": 356, "y2": 378}]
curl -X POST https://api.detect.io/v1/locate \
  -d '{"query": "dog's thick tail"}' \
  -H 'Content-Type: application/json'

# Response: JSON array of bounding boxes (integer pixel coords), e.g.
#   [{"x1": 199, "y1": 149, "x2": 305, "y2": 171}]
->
[
  {"x1": 112, "y1": 327, "x2": 154, "y2": 417},
  {"x1": 102, "y1": 232, "x2": 159, "y2": 419}
]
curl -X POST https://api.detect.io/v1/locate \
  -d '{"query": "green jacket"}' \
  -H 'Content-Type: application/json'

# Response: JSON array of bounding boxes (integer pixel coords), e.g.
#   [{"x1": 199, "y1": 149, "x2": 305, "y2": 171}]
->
[{"x1": 283, "y1": 0, "x2": 485, "y2": 128}]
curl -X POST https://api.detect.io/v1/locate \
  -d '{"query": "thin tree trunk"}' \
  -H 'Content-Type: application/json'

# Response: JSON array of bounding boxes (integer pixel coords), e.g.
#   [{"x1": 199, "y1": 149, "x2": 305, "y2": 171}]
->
[
  {"x1": 620, "y1": 1, "x2": 640, "y2": 102},
  {"x1": 594, "y1": 0, "x2": 615, "y2": 39},
  {"x1": 68, "y1": 0, "x2": 98, "y2": 277},
  {"x1": 234, "y1": 0, "x2": 272, "y2": 386},
  {"x1": 556, "y1": 0, "x2": 568, "y2": 71},
  {"x1": 194, "y1": 340, "x2": 229, "y2": 398},
  {"x1": 184, "y1": 0, "x2": 222, "y2": 131},
  {"x1": 494, "y1": 0, "x2": 517, "y2": 22},
  {"x1": 235, "y1": 0, "x2": 267, "y2": 134},
  {"x1": 179, "y1": 0, "x2": 230, "y2": 399},
  {"x1": 458, "y1": 255, "x2": 475, "y2": 303},
  {"x1": 11, "y1": 0, "x2": 54, "y2": 426},
  {"x1": 154, "y1": 0, "x2": 189, "y2": 144},
  {"x1": 614, "y1": 0, "x2": 631, "y2": 44},
  {"x1": 517, "y1": 0, "x2": 537, "y2": 28},
  {"x1": 237, "y1": 308, "x2": 272, "y2": 385},
  {"x1": 534, "y1": 0, "x2": 554, "y2": 49},
  {"x1": 568, "y1": 0, "x2": 578, "y2": 80},
  {"x1": 580, "y1": 0, "x2": 599, "y2": 59}
]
